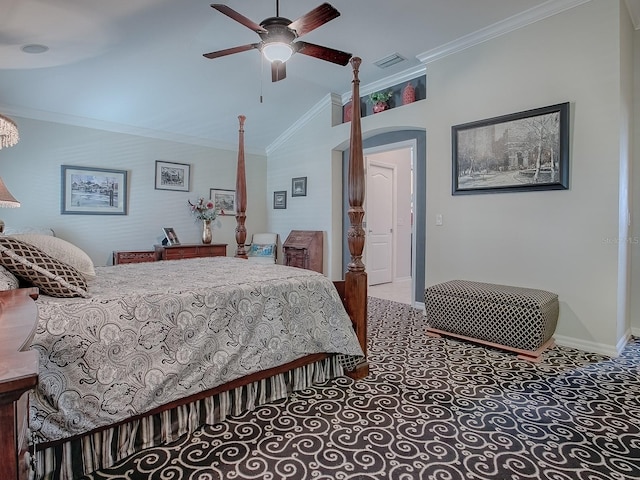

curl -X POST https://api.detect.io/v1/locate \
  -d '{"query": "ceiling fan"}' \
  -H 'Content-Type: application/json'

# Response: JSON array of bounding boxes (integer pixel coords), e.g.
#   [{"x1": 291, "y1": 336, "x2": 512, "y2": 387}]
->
[{"x1": 203, "y1": 1, "x2": 352, "y2": 82}]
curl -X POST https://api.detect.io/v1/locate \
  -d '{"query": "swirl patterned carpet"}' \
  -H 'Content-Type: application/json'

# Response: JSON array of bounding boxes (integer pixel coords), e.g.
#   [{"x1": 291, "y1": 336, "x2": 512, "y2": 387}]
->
[{"x1": 85, "y1": 297, "x2": 640, "y2": 480}]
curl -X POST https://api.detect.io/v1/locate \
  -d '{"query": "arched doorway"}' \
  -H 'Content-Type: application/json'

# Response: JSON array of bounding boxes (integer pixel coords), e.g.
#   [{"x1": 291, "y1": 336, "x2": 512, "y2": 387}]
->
[{"x1": 342, "y1": 129, "x2": 426, "y2": 305}]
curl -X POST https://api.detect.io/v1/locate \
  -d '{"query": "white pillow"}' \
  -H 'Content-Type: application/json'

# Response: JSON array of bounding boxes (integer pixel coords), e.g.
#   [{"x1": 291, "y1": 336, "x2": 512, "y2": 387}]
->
[
  {"x1": 0, "y1": 265, "x2": 19, "y2": 291},
  {"x1": 10, "y1": 234, "x2": 96, "y2": 279},
  {"x1": 3, "y1": 226, "x2": 56, "y2": 236}
]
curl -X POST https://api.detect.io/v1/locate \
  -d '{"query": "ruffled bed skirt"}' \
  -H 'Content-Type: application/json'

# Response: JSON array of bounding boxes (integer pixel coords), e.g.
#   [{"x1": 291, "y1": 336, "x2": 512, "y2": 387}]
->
[{"x1": 35, "y1": 356, "x2": 343, "y2": 480}]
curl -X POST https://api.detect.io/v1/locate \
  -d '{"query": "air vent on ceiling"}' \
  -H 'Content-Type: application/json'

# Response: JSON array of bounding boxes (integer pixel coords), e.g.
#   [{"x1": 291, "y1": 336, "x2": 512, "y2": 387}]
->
[{"x1": 373, "y1": 53, "x2": 407, "y2": 69}]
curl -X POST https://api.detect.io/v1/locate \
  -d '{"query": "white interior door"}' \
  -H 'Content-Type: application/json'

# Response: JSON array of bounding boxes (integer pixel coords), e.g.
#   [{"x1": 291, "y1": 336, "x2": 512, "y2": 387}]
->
[{"x1": 366, "y1": 160, "x2": 394, "y2": 285}]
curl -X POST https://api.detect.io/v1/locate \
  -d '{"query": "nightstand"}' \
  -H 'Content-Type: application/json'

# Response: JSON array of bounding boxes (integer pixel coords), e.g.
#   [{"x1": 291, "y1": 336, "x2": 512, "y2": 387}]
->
[
  {"x1": 0, "y1": 288, "x2": 39, "y2": 480},
  {"x1": 154, "y1": 243, "x2": 227, "y2": 260}
]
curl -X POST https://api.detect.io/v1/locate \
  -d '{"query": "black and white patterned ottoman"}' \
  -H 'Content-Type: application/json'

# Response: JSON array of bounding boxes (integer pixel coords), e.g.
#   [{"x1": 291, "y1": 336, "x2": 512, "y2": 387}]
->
[{"x1": 424, "y1": 280, "x2": 559, "y2": 361}]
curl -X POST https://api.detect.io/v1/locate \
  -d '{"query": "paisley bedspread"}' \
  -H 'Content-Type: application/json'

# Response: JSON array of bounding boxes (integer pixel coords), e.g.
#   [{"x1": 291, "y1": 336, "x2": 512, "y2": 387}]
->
[{"x1": 30, "y1": 257, "x2": 364, "y2": 444}]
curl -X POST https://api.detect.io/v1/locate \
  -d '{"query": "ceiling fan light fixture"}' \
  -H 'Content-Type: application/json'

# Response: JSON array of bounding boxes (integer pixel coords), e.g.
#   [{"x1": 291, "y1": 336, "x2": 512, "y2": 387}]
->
[{"x1": 262, "y1": 42, "x2": 293, "y2": 63}]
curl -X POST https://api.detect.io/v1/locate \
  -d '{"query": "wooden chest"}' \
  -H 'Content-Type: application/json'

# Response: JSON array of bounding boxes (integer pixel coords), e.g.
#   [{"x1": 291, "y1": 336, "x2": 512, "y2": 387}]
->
[{"x1": 283, "y1": 230, "x2": 323, "y2": 273}]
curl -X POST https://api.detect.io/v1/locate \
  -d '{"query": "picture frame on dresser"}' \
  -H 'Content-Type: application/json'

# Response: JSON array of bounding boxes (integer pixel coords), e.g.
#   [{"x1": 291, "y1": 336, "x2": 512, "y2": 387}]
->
[
  {"x1": 452, "y1": 102, "x2": 570, "y2": 195},
  {"x1": 162, "y1": 227, "x2": 180, "y2": 245},
  {"x1": 61, "y1": 165, "x2": 128, "y2": 215},
  {"x1": 155, "y1": 160, "x2": 190, "y2": 192}
]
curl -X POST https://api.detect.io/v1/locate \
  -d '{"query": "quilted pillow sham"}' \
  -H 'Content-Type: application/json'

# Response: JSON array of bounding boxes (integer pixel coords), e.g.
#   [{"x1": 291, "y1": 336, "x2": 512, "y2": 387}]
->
[
  {"x1": 0, "y1": 237, "x2": 87, "y2": 297},
  {"x1": 10, "y1": 233, "x2": 95, "y2": 278}
]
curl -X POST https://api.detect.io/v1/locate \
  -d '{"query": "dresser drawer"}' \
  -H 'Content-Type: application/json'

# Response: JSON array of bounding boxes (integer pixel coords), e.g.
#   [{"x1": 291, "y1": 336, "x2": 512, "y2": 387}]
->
[
  {"x1": 113, "y1": 250, "x2": 157, "y2": 265},
  {"x1": 155, "y1": 244, "x2": 227, "y2": 260}
]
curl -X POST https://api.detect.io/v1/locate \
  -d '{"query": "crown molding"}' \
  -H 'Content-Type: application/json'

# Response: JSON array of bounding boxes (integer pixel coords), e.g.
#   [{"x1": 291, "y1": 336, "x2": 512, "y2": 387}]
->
[
  {"x1": 417, "y1": 0, "x2": 592, "y2": 64},
  {"x1": 266, "y1": 93, "x2": 334, "y2": 155},
  {"x1": 0, "y1": 103, "x2": 265, "y2": 156},
  {"x1": 625, "y1": 0, "x2": 640, "y2": 29}
]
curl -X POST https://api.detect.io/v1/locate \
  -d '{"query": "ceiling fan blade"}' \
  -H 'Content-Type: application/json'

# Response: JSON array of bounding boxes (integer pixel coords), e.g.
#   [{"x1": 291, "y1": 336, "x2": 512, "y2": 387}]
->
[
  {"x1": 271, "y1": 60, "x2": 287, "y2": 82},
  {"x1": 203, "y1": 43, "x2": 260, "y2": 59},
  {"x1": 294, "y1": 41, "x2": 351, "y2": 66},
  {"x1": 210, "y1": 4, "x2": 267, "y2": 34},
  {"x1": 288, "y1": 3, "x2": 340, "y2": 37}
]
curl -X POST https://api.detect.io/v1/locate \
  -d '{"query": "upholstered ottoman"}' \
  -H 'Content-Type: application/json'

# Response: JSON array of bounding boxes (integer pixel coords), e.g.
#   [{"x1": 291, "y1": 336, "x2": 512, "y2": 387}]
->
[{"x1": 424, "y1": 280, "x2": 559, "y2": 361}]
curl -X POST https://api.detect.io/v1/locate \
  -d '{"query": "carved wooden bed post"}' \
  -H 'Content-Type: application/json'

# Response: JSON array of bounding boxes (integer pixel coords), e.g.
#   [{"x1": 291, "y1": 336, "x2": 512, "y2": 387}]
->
[
  {"x1": 235, "y1": 115, "x2": 248, "y2": 258},
  {"x1": 344, "y1": 57, "x2": 369, "y2": 379}
]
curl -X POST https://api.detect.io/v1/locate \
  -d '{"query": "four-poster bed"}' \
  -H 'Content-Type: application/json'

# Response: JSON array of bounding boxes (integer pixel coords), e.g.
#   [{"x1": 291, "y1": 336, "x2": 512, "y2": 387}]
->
[{"x1": 0, "y1": 57, "x2": 368, "y2": 480}]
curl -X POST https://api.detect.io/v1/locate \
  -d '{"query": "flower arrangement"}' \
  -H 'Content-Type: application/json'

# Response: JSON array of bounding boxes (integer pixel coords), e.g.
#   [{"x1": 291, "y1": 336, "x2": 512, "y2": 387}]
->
[
  {"x1": 188, "y1": 197, "x2": 218, "y2": 222},
  {"x1": 369, "y1": 90, "x2": 392, "y2": 104}
]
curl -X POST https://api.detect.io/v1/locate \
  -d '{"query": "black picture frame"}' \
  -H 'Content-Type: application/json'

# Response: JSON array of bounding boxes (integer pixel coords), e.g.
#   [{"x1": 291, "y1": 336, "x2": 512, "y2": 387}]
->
[
  {"x1": 155, "y1": 160, "x2": 190, "y2": 192},
  {"x1": 61, "y1": 165, "x2": 128, "y2": 215},
  {"x1": 452, "y1": 102, "x2": 570, "y2": 195},
  {"x1": 273, "y1": 191, "x2": 287, "y2": 209},
  {"x1": 291, "y1": 177, "x2": 307, "y2": 197}
]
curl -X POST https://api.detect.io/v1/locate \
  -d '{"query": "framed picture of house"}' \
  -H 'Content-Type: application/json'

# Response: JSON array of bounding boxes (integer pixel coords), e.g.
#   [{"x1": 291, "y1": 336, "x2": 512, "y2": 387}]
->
[
  {"x1": 210, "y1": 188, "x2": 236, "y2": 216},
  {"x1": 155, "y1": 160, "x2": 190, "y2": 191},
  {"x1": 273, "y1": 191, "x2": 287, "y2": 209},
  {"x1": 61, "y1": 165, "x2": 128, "y2": 215},
  {"x1": 162, "y1": 227, "x2": 180, "y2": 245},
  {"x1": 452, "y1": 102, "x2": 570, "y2": 195},
  {"x1": 291, "y1": 177, "x2": 307, "y2": 197}
]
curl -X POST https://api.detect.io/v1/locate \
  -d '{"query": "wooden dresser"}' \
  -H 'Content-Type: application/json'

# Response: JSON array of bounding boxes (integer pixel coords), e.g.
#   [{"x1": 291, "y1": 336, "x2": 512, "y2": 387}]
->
[
  {"x1": 113, "y1": 250, "x2": 158, "y2": 265},
  {"x1": 283, "y1": 231, "x2": 323, "y2": 273},
  {"x1": 114, "y1": 244, "x2": 228, "y2": 264},
  {"x1": 155, "y1": 243, "x2": 227, "y2": 261},
  {"x1": 0, "y1": 287, "x2": 39, "y2": 480}
]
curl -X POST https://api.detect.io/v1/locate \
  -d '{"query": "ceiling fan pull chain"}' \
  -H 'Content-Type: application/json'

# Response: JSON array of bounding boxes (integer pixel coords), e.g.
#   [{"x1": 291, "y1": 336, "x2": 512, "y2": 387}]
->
[{"x1": 260, "y1": 53, "x2": 264, "y2": 103}]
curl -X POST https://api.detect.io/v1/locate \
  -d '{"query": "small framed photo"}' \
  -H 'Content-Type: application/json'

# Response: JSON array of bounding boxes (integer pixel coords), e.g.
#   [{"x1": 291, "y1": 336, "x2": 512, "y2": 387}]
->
[
  {"x1": 209, "y1": 188, "x2": 236, "y2": 216},
  {"x1": 155, "y1": 160, "x2": 190, "y2": 192},
  {"x1": 273, "y1": 191, "x2": 287, "y2": 209},
  {"x1": 291, "y1": 176, "x2": 307, "y2": 197},
  {"x1": 61, "y1": 165, "x2": 128, "y2": 215},
  {"x1": 163, "y1": 227, "x2": 180, "y2": 245}
]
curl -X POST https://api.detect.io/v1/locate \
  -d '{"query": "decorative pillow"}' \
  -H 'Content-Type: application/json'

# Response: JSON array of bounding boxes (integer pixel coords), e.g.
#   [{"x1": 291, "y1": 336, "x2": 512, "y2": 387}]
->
[
  {"x1": 10, "y1": 234, "x2": 95, "y2": 279},
  {"x1": 0, "y1": 237, "x2": 87, "y2": 298},
  {"x1": 0, "y1": 265, "x2": 19, "y2": 291},
  {"x1": 248, "y1": 243, "x2": 276, "y2": 258}
]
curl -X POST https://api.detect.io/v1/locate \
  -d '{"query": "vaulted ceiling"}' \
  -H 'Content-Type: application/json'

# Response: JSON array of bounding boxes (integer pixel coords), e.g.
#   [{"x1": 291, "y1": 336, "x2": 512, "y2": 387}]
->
[{"x1": 0, "y1": 0, "x2": 637, "y2": 153}]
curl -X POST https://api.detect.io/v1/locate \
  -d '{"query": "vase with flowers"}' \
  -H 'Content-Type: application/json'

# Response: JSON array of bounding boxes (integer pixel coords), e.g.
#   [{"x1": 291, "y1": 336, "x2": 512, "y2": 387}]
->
[
  {"x1": 188, "y1": 197, "x2": 218, "y2": 244},
  {"x1": 369, "y1": 90, "x2": 393, "y2": 114}
]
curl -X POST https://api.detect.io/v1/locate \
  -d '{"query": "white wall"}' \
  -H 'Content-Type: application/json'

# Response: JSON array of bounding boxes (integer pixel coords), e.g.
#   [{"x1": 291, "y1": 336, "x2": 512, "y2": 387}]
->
[
  {"x1": 268, "y1": 1, "x2": 633, "y2": 355},
  {"x1": 631, "y1": 19, "x2": 640, "y2": 337},
  {"x1": 617, "y1": 0, "x2": 634, "y2": 345},
  {"x1": 267, "y1": 102, "x2": 347, "y2": 278},
  {"x1": 1, "y1": 117, "x2": 268, "y2": 265},
  {"x1": 426, "y1": 1, "x2": 627, "y2": 355}
]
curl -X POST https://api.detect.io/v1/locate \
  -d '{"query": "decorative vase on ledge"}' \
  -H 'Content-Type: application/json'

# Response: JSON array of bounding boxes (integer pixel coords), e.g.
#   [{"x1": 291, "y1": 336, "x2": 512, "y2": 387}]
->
[
  {"x1": 344, "y1": 101, "x2": 353, "y2": 122},
  {"x1": 202, "y1": 220, "x2": 212, "y2": 244},
  {"x1": 373, "y1": 101, "x2": 388, "y2": 114},
  {"x1": 402, "y1": 82, "x2": 415, "y2": 105}
]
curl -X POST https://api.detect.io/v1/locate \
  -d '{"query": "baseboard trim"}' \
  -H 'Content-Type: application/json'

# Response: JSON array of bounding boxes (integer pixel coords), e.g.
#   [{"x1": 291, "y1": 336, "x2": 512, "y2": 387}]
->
[{"x1": 553, "y1": 334, "x2": 626, "y2": 358}]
